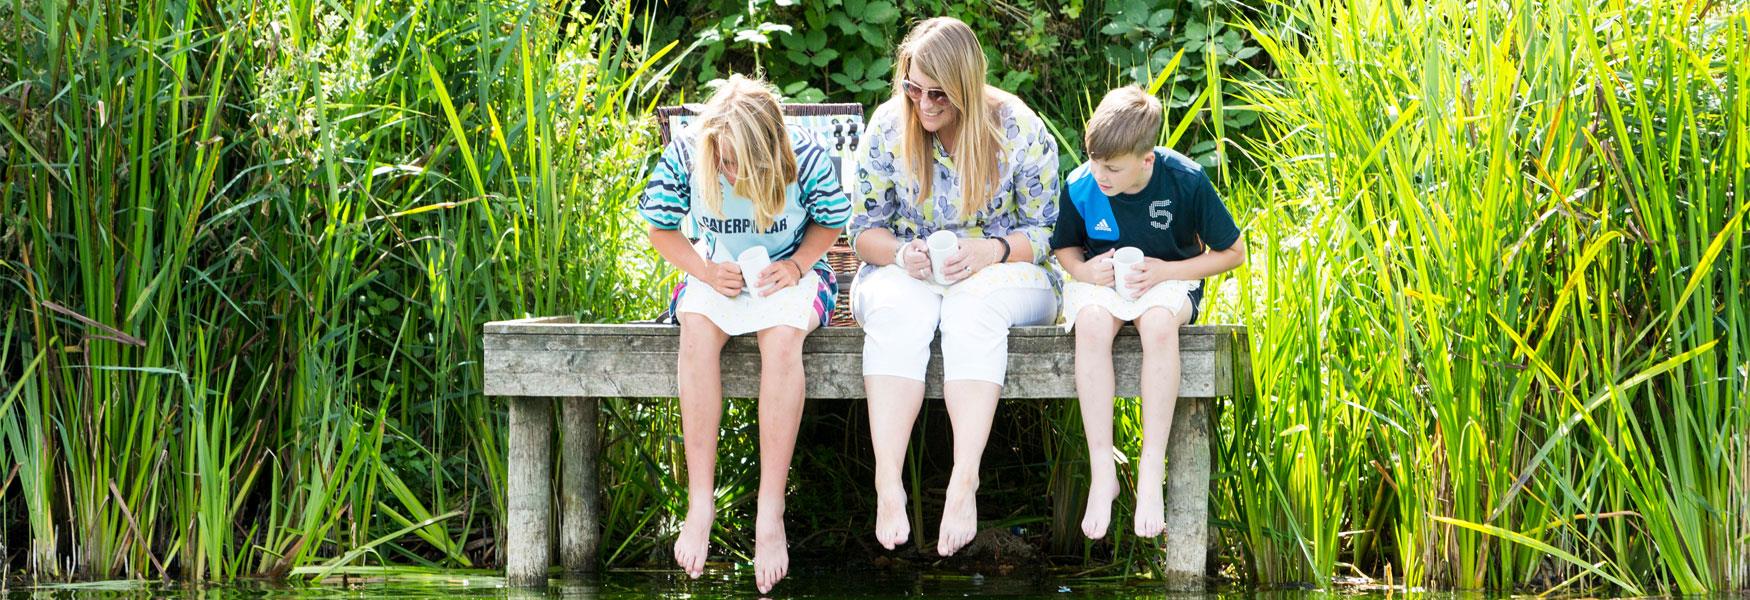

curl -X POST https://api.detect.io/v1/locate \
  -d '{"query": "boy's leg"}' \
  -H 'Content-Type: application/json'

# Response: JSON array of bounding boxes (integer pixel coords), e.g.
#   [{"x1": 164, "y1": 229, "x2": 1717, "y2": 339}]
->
[
  {"x1": 750, "y1": 315, "x2": 817, "y2": 594},
  {"x1": 1072, "y1": 305, "x2": 1125, "y2": 539},
  {"x1": 674, "y1": 313, "x2": 731, "y2": 578},
  {"x1": 1132, "y1": 305, "x2": 1195, "y2": 537}
]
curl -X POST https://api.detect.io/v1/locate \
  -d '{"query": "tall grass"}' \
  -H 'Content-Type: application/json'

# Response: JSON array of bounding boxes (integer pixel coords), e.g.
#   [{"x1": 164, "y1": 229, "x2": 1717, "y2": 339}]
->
[
  {"x1": 2, "y1": 0, "x2": 1744, "y2": 591},
  {"x1": 1, "y1": 0, "x2": 673, "y2": 580},
  {"x1": 1222, "y1": 0, "x2": 1747, "y2": 592}
]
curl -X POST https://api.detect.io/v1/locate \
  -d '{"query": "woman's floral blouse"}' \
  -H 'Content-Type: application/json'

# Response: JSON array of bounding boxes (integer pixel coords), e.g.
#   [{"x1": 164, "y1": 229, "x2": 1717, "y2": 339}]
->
[{"x1": 848, "y1": 97, "x2": 1060, "y2": 281}]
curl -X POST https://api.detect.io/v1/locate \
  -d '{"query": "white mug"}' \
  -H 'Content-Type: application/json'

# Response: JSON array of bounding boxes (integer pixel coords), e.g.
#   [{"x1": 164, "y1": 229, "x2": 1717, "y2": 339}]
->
[
  {"x1": 926, "y1": 230, "x2": 959, "y2": 286},
  {"x1": 737, "y1": 246, "x2": 772, "y2": 296},
  {"x1": 1111, "y1": 246, "x2": 1144, "y2": 300}
]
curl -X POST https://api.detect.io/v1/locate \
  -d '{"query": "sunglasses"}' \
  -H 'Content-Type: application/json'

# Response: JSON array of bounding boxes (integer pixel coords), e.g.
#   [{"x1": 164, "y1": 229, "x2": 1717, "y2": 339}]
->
[{"x1": 901, "y1": 79, "x2": 952, "y2": 106}]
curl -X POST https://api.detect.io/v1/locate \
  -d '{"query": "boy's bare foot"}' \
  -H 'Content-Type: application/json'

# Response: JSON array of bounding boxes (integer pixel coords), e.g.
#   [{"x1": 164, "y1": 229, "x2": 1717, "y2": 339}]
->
[
  {"x1": 753, "y1": 513, "x2": 788, "y2": 594},
  {"x1": 673, "y1": 505, "x2": 714, "y2": 578},
  {"x1": 875, "y1": 483, "x2": 911, "y2": 550},
  {"x1": 1134, "y1": 461, "x2": 1166, "y2": 538},
  {"x1": 936, "y1": 472, "x2": 979, "y2": 556},
  {"x1": 1081, "y1": 476, "x2": 1122, "y2": 539}
]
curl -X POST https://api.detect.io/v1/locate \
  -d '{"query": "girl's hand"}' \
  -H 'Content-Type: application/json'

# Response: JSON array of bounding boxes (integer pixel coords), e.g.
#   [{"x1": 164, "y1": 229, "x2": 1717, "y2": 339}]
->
[
  {"x1": 708, "y1": 261, "x2": 745, "y2": 297},
  {"x1": 758, "y1": 259, "x2": 805, "y2": 297},
  {"x1": 1078, "y1": 249, "x2": 1117, "y2": 286},
  {"x1": 1125, "y1": 257, "x2": 1184, "y2": 296},
  {"x1": 941, "y1": 238, "x2": 1003, "y2": 283},
  {"x1": 899, "y1": 239, "x2": 933, "y2": 281}
]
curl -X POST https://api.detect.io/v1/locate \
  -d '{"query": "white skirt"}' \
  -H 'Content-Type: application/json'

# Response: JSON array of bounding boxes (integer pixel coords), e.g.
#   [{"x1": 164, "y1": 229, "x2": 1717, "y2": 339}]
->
[
  {"x1": 1060, "y1": 280, "x2": 1200, "y2": 331},
  {"x1": 675, "y1": 272, "x2": 824, "y2": 336}
]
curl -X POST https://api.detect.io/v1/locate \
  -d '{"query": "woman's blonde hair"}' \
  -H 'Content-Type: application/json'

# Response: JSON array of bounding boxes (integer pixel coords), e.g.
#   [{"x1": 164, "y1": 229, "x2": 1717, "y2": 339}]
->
[
  {"x1": 693, "y1": 75, "x2": 796, "y2": 232},
  {"x1": 891, "y1": 17, "x2": 1008, "y2": 217}
]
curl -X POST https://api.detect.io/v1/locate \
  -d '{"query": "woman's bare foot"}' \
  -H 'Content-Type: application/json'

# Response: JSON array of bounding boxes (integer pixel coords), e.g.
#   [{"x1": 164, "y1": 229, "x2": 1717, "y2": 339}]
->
[
  {"x1": 874, "y1": 483, "x2": 911, "y2": 550},
  {"x1": 936, "y1": 472, "x2": 979, "y2": 556}
]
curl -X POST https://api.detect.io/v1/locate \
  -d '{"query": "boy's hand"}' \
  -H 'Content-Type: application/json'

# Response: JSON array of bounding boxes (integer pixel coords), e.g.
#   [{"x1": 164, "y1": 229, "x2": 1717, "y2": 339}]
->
[
  {"x1": 1078, "y1": 249, "x2": 1117, "y2": 286},
  {"x1": 708, "y1": 261, "x2": 745, "y2": 297},
  {"x1": 899, "y1": 239, "x2": 933, "y2": 281},
  {"x1": 1125, "y1": 257, "x2": 1184, "y2": 295},
  {"x1": 757, "y1": 259, "x2": 804, "y2": 297}
]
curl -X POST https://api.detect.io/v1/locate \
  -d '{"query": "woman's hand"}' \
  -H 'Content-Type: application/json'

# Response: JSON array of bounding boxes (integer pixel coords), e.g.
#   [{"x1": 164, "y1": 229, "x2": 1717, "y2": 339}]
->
[
  {"x1": 941, "y1": 238, "x2": 1004, "y2": 283},
  {"x1": 757, "y1": 259, "x2": 805, "y2": 297},
  {"x1": 707, "y1": 261, "x2": 745, "y2": 297},
  {"x1": 1076, "y1": 249, "x2": 1117, "y2": 286},
  {"x1": 899, "y1": 239, "x2": 933, "y2": 281}
]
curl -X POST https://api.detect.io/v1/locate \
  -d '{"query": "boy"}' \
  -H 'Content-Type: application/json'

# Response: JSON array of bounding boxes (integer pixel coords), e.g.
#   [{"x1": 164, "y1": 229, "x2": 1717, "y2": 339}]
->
[{"x1": 1049, "y1": 86, "x2": 1246, "y2": 539}]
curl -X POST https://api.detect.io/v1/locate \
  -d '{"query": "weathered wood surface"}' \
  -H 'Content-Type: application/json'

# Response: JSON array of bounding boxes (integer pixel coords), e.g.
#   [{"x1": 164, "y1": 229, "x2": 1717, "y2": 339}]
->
[
  {"x1": 1163, "y1": 397, "x2": 1212, "y2": 589},
  {"x1": 484, "y1": 319, "x2": 1247, "y2": 400},
  {"x1": 559, "y1": 398, "x2": 600, "y2": 573},
  {"x1": 487, "y1": 316, "x2": 1249, "y2": 592},
  {"x1": 505, "y1": 397, "x2": 552, "y2": 587}
]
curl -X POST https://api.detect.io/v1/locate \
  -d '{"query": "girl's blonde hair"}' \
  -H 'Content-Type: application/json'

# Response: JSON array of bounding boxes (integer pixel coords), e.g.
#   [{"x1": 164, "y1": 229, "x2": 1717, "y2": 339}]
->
[
  {"x1": 693, "y1": 75, "x2": 796, "y2": 232},
  {"x1": 891, "y1": 17, "x2": 1008, "y2": 217}
]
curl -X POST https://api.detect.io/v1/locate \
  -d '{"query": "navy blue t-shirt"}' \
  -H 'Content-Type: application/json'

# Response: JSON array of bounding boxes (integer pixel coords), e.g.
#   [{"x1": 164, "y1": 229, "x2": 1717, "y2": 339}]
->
[{"x1": 1050, "y1": 148, "x2": 1241, "y2": 319}]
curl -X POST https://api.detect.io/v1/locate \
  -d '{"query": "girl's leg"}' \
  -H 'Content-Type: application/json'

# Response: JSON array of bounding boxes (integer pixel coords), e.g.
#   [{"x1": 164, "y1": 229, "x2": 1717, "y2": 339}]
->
[
  {"x1": 1132, "y1": 305, "x2": 1194, "y2": 537},
  {"x1": 854, "y1": 267, "x2": 941, "y2": 550},
  {"x1": 750, "y1": 314, "x2": 817, "y2": 594},
  {"x1": 935, "y1": 286, "x2": 1057, "y2": 556},
  {"x1": 1072, "y1": 305, "x2": 1125, "y2": 539},
  {"x1": 674, "y1": 313, "x2": 731, "y2": 578}
]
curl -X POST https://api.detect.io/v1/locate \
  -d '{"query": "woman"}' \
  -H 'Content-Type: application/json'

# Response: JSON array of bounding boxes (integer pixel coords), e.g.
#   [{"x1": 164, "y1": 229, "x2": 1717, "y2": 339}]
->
[
  {"x1": 640, "y1": 75, "x2": 851, "y2": 593},
  {"x1": 848, "y1": 17, "x2": 1060, "y2": 557}
]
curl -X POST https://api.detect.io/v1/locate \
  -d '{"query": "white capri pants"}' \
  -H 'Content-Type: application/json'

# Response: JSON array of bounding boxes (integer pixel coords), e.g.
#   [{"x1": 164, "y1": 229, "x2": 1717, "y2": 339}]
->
[{"x1": 851, "y1": 263, "x2": 1059, "y2": 385}]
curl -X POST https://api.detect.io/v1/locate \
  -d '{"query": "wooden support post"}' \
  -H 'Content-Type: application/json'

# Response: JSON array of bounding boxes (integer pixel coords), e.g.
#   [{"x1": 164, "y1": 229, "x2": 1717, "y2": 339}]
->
[
  {"x1": 507, "y1": 397, "x2": 552, "y2": 587},
  {"x1": 560, "y1": 397, "x2": 601, "y2": 573},
  {"x1": 1162, "y1": 397, "x2": 1211, "y2": 591}
]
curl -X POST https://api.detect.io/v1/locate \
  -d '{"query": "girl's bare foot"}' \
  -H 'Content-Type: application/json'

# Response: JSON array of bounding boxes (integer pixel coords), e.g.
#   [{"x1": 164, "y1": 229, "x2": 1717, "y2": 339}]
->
[
  {"x1": 673, "y1": 505, "x2": 714, "y2": 578},
  {"x1": 753, "y1": 513, "x2": 788, "y2": 594}
]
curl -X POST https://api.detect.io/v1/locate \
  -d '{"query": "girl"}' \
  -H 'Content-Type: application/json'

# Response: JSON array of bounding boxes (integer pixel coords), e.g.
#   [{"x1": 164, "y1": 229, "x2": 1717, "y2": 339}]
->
[{"x1": 639, "y1": 75, "x2": 851, "y2": 593}]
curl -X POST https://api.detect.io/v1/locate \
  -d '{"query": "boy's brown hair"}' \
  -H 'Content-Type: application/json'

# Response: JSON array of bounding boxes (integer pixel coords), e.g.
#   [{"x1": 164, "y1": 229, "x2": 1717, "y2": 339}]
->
[{"x1": 1084, "y1": 86, "x2": 1163, "y2": 160}]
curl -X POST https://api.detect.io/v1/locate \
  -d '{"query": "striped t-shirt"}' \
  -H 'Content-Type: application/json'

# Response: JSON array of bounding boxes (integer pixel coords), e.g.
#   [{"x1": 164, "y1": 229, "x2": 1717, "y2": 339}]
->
[{"x1": 641, "y1": 128, "x2": 852, "y2": 275}]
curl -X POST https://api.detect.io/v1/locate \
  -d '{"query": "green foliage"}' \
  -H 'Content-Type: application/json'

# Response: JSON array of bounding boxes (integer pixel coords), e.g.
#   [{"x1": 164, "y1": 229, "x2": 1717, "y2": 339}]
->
[
  {"x1": 1, "y1": 0, "x2": 1744, "y2": 592},
  {"x1": 1218, "y1": 0, "x2": 1748, "y2": 592},
  {"x1": 655, "y1": 0, "x2": 1272, "y2": 168},
  {"x1": 0, "y1": 0, "x2": 674, "y2": 580}
]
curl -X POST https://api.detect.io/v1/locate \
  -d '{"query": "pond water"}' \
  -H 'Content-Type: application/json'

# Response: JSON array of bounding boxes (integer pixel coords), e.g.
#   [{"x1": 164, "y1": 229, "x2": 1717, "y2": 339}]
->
[{"x1": 2, "y1": 570, "x2": 1488, "y2": 599}]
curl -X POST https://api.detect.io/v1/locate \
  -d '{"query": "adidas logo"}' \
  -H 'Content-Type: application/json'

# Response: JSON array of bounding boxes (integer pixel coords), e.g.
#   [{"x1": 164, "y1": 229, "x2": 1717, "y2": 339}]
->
[{"x1": 1093, "y1": 219, "x2": 1112, "y2": 232}]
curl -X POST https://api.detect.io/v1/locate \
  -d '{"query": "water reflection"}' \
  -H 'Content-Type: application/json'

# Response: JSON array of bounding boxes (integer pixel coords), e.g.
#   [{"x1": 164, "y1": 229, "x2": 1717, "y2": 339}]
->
[{"x1": 7, "y1": 571, "x2": 1547, "y2": 599}]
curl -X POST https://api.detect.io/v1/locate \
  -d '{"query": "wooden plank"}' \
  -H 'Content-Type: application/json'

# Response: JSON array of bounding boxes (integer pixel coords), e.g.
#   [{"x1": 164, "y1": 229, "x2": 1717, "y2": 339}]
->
[
  {"x1": 484, "y1": 321, "x2": 1244, "y2": 338},
  {"x1": 483, "y1": 326, "x2": 1235, "y2": 354},
  {"x1": 483, "y1": 346, "x2": 1233, "y2": 398},
  {"x1": 505, "y1": 397, "x2": 552, "y2": 587},
  {"x1": 559, "y1": 398, "x2": 600, "y2": 573},
  {"x1": 1162, "y1": 397, "x2": 1211, "y2": 591}
]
